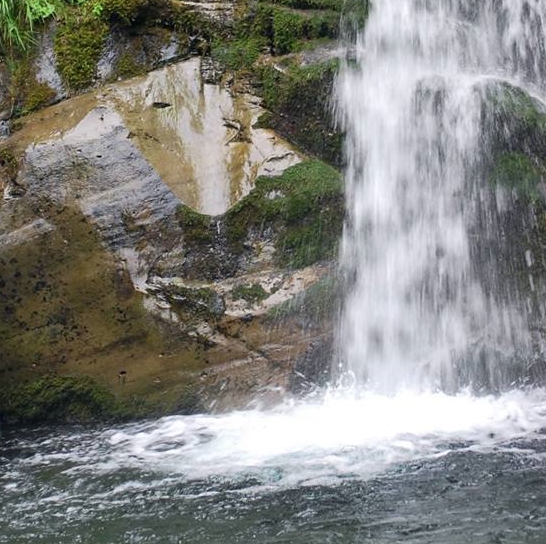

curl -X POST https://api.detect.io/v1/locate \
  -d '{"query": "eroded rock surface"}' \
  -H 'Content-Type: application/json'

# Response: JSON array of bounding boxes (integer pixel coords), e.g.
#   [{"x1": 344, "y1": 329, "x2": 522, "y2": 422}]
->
[{"x1": 0, "y1": 57, "x2": 340, "y2": 423}]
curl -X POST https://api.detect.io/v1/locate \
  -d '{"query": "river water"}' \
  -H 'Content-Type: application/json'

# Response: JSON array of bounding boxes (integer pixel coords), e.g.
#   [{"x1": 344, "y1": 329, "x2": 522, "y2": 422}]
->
[
  {"x1": 2, "y1": 390, "x2": 546, "y2": 543},
  {"x1": 3, "y1": 0, "x2": 546, "y2": 542}
]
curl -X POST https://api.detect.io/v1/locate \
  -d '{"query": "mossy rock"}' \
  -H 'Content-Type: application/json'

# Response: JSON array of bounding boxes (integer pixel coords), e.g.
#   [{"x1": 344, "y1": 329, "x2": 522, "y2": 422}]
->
[
  {"x1": 100, "y1": 0, "x2": 150, "y2": 24},
  {"x1": 0, "y1": 374, "x2": 126, "y2": 425},
  {"x1": 0, "y1": 147, "x2": 19, "y2": 180},
  {"x1": 225, "y1": 159, "x2": 343, "y2": 268},
  {"x1": 482, "y1": 83, "x2": 546, "y2": 201},
  {"x1": 211, "y1": 36, "x2": 266, "y2": 72},
  {"x1": 163, "y1": 284, "x2": 225, "y2": 319},
  {"x1": 3, "y1": 52, "x2": 57, "y2": 116},
  {"x1": 258, "y1": 60, "x2": 343, "y2": 166},
  {"x1": 268, "y1": 273, "x2": 339, "y2": 322},
  {"x1": 490, "y1": 152, "x2": 546, "y2": 201},
  {"x1": 177, "y1": 205, "x2": 214, "y2": 243},
  {"x1": 111, "y1": 50, "x2": 147, "y2": 79},
  {"x1": 54, "y1": 12, "x2": 108, "y2": 91},
  {"x1": 485, "y1": 82, "x2": 546, "y2": 158},
  {"x1": 168, "y1": 161, "x2": 342, "y2": 280},
  {"x1": 232, "y1": 282, "x2": 268, "y2": 303}
]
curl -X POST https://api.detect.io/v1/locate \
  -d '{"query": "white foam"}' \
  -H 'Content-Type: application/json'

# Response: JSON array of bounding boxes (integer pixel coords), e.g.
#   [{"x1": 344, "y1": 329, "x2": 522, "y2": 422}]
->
[{"x1": 37, "y1": 388, "x2": 545, "y2": 487}]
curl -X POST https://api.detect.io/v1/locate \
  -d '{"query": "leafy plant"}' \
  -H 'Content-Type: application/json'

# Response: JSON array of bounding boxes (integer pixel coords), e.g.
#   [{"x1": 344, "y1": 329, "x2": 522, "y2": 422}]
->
[{"x1": 0, "y1": 0, "x2": 75, "y2": 53}]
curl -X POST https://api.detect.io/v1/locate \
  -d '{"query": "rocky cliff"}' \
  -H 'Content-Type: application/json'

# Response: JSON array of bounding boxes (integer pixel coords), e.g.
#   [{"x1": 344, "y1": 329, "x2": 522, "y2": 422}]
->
[{"x1": 0, "y1": 0, "x2": 349, "y2": 424}]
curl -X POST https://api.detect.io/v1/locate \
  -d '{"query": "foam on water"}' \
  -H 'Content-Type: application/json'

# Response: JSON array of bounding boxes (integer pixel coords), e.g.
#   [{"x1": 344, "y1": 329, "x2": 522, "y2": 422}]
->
[{"x1": 7, "y1": 388, "x2": 544, "y2": 491}]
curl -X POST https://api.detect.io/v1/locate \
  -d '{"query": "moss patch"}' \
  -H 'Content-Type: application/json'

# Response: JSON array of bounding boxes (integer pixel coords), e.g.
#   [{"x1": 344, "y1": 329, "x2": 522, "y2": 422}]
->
[
  {"x1": 211, "y1": 36, "x2": 265, "y2": 72},
  {"x1": 0, "y1": 374, "x2": 126, "y2": 425},
  {"x1": 490, "y1": 152, "x2": 546, "y2": 201},
  {"x1": 111, "y1": 50, "x2": 146, "y2": 79},
  {"x1": 0, "y1": 146, "x2": 19, "y2": 180},
  {"x1": 225, "y1": 159, "x2": 343, "y2": 268},
  {"x1": 258, "y1": 59, "x2": 343, "y2": 165},
  {"x1": 177, "y1": 205, "x2": 214, "y2": 243},
  {"x1": 54, "y1": 11, "x2": 108, "y2": 91},
  {"x1": 232, "y1": 283, "x2": 268, "y2": 303},
  {"x1": 268, "y1": 272, "x2": 339, "y2": 322},
  {"x1": 4, "y1": 52, "x2": 56, "y2": 117}
]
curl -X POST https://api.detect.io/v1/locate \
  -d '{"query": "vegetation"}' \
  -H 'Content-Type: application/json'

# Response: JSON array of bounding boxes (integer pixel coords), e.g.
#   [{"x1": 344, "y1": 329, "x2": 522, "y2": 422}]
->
[
  {"x1": 225, "y1": 159, "x2": 343, "y2": 268},
  {"x1": 53, "y1": 10, "x2": 108, "y2": 90},
  {"x1": 268, "y1": 273, "x2": 339, "y2": 321},
  {"x1": 0, "y1": 0, "x2": 61, "y2": 53},
  {"x1": 178, "y1": 205, "x2": 214, "y2": 243},
  {"x1": 1, "y1": 374, "x2": 126, "y2": 424},
  {"x1": 490, "y1": 152, "x2": 545, "y2": 201},
  {"x1": 211, "y1": 36, "x2": 265, "y2": 72},
  {"x1": 485, "y1": 83, "x2": 546, "y2": 201},
  {"x1": 232, "y1": 283, "x2": 268, "y2": 304},
  {"x1": 258, "y1": 59, "x2": 343, "y2": 165}
]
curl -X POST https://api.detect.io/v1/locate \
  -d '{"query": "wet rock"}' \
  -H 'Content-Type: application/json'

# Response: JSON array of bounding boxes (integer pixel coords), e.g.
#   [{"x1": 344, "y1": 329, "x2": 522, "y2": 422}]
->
[
  {"x1": 290, "y1": 338, "x2": 334, "y2": 394},
  {"x1": 0, "y1": 219, "x2": 53, "y2": 248},
  {"x1": 178, "y1": 0, "x2": 234, "y2": 22},
  {"x1": 0, "y1": 121, "x2": 9, "y2": 140},
  {"x1": 21, "y1": 105, "x2": 181, "y2": 287},
  {"x1": 34, "y1": 23, "x2": 67, "y2": 102},
  {"x1": 0, "y1": 53, "x2": 340, "y2": 421},
  {"x1": 110, "y1": 58, "x2": 301, "y2": 215}
]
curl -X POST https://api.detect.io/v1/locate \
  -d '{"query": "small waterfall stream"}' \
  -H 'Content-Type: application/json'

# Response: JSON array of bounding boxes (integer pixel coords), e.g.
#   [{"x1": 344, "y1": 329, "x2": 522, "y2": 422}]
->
[{"x1": 337, "y1": 0, "x2": 546, "y2": 393}]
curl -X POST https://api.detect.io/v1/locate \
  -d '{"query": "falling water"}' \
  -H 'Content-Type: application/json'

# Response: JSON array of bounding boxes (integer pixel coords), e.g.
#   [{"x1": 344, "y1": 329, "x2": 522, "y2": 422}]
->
[{"x1": 337, "y1": 0, "x2": 546, "y2": 393}]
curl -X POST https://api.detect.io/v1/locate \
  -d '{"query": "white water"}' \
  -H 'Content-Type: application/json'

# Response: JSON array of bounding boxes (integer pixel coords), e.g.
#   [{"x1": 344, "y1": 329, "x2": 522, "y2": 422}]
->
[
  {"x1": 12, "y1": 389, "x2": 546, "y2": 489},
  {"x1": 336, "y1": 0, "x2": 546, "y2": 392}
]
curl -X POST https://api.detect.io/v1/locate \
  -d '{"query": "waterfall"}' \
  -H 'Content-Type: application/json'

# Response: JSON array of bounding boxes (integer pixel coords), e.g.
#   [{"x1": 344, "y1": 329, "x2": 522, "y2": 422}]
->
[{"x1": 336, "y1": 0, "x2": 546, "y2": 393}]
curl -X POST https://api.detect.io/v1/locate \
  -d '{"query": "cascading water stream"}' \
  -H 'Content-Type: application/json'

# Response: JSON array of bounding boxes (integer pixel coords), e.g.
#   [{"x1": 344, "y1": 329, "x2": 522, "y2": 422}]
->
[{"x1": 336, "y1": 0, "x2": 546, "y2": 393}]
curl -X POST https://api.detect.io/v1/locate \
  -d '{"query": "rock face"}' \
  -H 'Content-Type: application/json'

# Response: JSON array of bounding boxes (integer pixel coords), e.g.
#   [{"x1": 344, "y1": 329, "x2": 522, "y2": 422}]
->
[
  {"x1": 110, "y1": 58, "x2": 301, "y2": 214},
  {"x1": 0, "y1": 58, "x2": 342, "y2": 424},
  {"x1": 0, "y1": 0, "x2": 352, "y2": 424}
]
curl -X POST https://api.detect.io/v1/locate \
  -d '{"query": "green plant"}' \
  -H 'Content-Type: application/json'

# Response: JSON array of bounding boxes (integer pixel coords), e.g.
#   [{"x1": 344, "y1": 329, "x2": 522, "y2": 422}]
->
[
  {"x1": 54, "y1": 10, "x2": 108, "y2": 90},
  {"x1": 232, "y1": 283, "x2": 268, "y2": 304},
  {"x1": 0, "y1": 0, "x2": 67, "y2": 52},
  {"x1": 211, "y1": 36, "x2": 264, "y2": 72}
]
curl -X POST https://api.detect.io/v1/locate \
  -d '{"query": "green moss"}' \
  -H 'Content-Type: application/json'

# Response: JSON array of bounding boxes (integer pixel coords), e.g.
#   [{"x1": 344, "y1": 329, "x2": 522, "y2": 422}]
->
[
  {"x1": 4, "y1": 52, "x2": 56, "y2": 116},
  {"x1": 272, "y1": 9, "x2": 305, "y2": 54},
  {"x1": 0, "y1": 146, "x2": 19, "y2": 179},
  {"x1": 22, "y1": 80, "x2": 56, "y2": 113},
  {"x1": 268, "y1": 0, "x2": 341, "y2": 9},
  {"x1": 491, "y1": 84, "x2": 546, "y2": 131},
  {"x1": 490, "y1": 153, "x2": 545, "y2": 201},
  {"x1": 258, "y1": 59, "x2": 343, "y2": 165},
  {"x1": 268, "y1": 273, "x2": 339, "y2": 321},
  {"x1": 100, "y1": 0, "x2": 149, "y2": 25},
  {"x1": 225, "y1": 160, "x2": 343, "y2": 267},
  {"x1": 1, "y1": 374, "x2": 127, "y2": 424},
  {"x1": 211, "y1": 36, "x2": 265, "y2": 72},
  {"x1": 177, "y1": 204, "x2": 213, "y2": 243},
  {"x1": 111, "y1": 50, "x2": 146, "y2": 79},
  {"x1": 232, "y1": 283, "x2": 268, "y2": 303},
  {"x1": 253, "y1": 110, "x2": 274, "y2": 129},
  {"x1": 54, "y1": 11, "x2": 108, "y2": 91}
]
